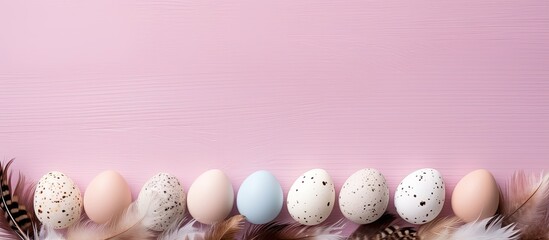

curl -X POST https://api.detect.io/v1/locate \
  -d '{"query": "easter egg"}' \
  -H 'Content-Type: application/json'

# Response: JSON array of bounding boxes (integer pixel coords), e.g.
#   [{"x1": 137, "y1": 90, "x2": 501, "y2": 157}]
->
[
  {"x1": 187, "y1": 169, "x2": 234, "y2": 225},
  {"x1": 287, "y1": 169, "x2": 335, "y2": 225},
  {"x1": 339, "y1": 168, "x2": 389, "y2": 224},
  {"x1": 34, "y1": 171, "x2": 82, "y2": 229},
  {"x1": 237, "y1": 170, "x2": 283, "y2": 224},
  {"x1": 452, "y1": 169, "x2": 499, "y2": 222},
  {"x1": 394, "y1": 168, "x2": 445, "y2": 224},
  {"x1": 84, "y1": 170, "x2": 132, "y2": 224},
  {"x1": 138, "y1": 173, "x2": 186, "y2": 231}
]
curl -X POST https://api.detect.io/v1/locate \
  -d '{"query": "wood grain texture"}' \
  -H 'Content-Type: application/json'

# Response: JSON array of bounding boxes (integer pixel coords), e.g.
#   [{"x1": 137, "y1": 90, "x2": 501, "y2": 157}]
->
[{"x1": 1, "y1": 0, "x2": 549, "y2": 232}]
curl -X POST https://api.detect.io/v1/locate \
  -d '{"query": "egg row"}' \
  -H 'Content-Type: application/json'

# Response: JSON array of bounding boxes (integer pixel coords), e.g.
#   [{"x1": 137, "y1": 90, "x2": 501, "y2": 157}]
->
[{"x1": 33, "y1": 168, "x2": 500, "y2": 230}]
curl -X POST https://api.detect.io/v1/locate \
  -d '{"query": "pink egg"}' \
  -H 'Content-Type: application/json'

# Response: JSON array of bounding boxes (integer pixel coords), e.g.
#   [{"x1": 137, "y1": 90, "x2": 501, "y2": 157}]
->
[
  {"x1": 84, "y1": 170, "x2": 132, "y2": 224},
  {"x1": 187, "y1": 169, "x2": 234, "y2": 224}
]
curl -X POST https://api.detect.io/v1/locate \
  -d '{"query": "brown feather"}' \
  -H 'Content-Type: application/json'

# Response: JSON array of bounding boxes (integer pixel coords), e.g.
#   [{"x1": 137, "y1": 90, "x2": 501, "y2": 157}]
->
[
  {"x1": 243, "y1": 219, "x2": 343, "y2": 240},
  {"x1": 417, "y1": 216, "x2": 462, "y2": 240},
  {"x1": 0, "y1": 159, "x2": 39, "y2": 240},
  {"x1": 500, "y1": 171, "x2": 549, "y2": 239},
  {"x1": 204, "y1": 215, "x2": 245, "y2": 240},
  {"x1": 242, "y1": 221, "x2": 288, "y2": 240}
]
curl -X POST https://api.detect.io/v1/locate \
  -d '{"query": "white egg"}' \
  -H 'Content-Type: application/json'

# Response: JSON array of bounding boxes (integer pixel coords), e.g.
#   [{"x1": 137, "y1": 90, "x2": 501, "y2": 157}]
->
[
  {"x1": 34, "y1": 171, "x2": 82, "y2": 229},
  {"x1": 287, "y1": 169, "x2": 335, "y2": 225},
  {"x1": 339, "y1": 168, "x2": 389, "y2": 224},
  {"x1": 394, "y1": 168, "x2": 445, "y2": 224},
  {"x1": 137, "y1": 173, "x2": 186, "y2": 231}
]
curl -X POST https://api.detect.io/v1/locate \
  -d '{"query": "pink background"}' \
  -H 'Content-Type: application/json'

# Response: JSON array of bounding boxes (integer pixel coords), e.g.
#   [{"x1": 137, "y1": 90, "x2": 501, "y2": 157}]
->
[{"x1": 1, "y1": 0, "x2": 549, "y2": 231}]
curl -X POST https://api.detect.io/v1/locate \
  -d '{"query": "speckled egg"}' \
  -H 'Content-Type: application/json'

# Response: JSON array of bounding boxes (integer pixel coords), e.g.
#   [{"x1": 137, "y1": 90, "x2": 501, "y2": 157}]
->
[
  {"x1": 339, "y1": 168, "x2": 389, "y2": 224},
  {"x1": 34, "y1": 171, "x2": 82, "y2": 229},
  {"x1": 394, "y1": 168, "x2": 446, "y2": 224},
  {"x1": 287, "y1": 169, "x2": 335, "y2": 226},
  {"x1": 138, "y1": 173, "x2": 186, "y2": 231}
]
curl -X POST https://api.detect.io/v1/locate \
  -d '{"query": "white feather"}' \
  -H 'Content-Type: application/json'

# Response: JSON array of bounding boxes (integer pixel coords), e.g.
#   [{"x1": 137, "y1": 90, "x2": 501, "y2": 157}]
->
[
  {"x1": 157, "y1": 218, "x2": 205, "y2": 240},
  {"x1": 136, "y1": 191, "x2": 162, "y2": 231},
  {"x1": 451, "y1": 216, "x2": 520, "y2": 240},
  {"x1": 39, "y1": 225, "x2": 66, "y2": 240},
  {"x1": 66, "y1": 193, "x2": 160, "y2": 240}
]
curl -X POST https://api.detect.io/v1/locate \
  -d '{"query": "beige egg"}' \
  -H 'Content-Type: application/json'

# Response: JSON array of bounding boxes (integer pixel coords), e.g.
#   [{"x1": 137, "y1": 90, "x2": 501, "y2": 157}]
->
[
  {"x1": 84, "y1": 170, "x2": 132, "y2": 224},
  {"x1": 187, "y1": 169, "x2": 234, "y2": 225},
  {"x1": 452, "y1": 169, "x2": 500, "y2": 222}
]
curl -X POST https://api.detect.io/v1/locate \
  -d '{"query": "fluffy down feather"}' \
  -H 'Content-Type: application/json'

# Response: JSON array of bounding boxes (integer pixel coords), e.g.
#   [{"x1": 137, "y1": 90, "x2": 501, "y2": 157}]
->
[
  {"x1": 450, "y1": 216, "x2": 519, "y2": 240},
  {"x1": 500, "y1": 171, "x2": 549, "y2": 239},
  {"x1": 417, "y1": 216, "x2": 462, "y2": 240},
  {"x1": 65, "y1": 193, "x2": 159, "y2": 240}
]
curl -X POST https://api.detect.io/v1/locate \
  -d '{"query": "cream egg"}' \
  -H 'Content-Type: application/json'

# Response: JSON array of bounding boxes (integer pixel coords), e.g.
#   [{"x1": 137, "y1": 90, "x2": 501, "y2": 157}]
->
[
  {"x1": 186, "y1": 169, "x2": 234, "y2": 225},
  {"x1": 452, "y1": 169, "x2": 499, "y2": 222},
  {"x1": 84, "y1": 170, "x2": 132, "y2": 224}
]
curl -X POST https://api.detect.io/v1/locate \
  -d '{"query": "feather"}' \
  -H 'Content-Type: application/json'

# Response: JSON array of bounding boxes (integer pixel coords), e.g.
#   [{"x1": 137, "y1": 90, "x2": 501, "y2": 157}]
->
[
  {"x1": 204, "y1": 215, "x2": 245, "y2": 240},
  {"x1": 0, "y1": 159, "x2": 40, "y2": 240},
  {"x1": 159, "y1": 215, "x2": 244, "y2": 240},
  {"x1": 417, "y1": 216, "x2": 462, "y2": 240},
  {"x1": 347, "y1": 213, "x2": 418, "y2": 240},
  {"x1": 450, "y1": 215, "x2": 519, "y2": 240},
  {"x1": 243, "y1": 219, "x2": 344, "y2": 240},
  {"x1": 347, "y1": 213, "x2": 396, "y2": 240},
  {"x1": 377, "y1": 226, "x2": 417, "y2": 240},
  {"x1": 157, "y1": 218, "x2": 205, "y2": 240},
  {"x1": 66, "y1": 192, "x2": 159, "y2": 240},
  {"x1": 38, "y1": 225, "x2": 65, "y2": 240},
  {"x1": 500, "y1": 171, "x2": 549, "y2": 239}
]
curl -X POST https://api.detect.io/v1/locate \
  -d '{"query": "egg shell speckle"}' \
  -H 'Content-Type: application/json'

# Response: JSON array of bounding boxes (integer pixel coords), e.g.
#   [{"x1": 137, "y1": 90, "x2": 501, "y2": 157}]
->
[
  {"x1": 138, "y1": 173, "x2": 186, "y2": 231},
  {"x1": 339, "y1": 168, "x2": 389, "y2": 224},
  {"x1": 34, "y1": 171, "x2": 82, "y2": 229},
  {"x1": 287, "y1": 169, "x2": 335, "y2": 226},
  {"x1": 394, "y1": 168, "x2": 446, "y2": 224}
]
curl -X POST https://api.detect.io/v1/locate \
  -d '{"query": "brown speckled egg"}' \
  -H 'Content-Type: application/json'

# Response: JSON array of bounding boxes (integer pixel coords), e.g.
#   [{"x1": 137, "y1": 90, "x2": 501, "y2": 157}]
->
[
  {"x1": 137, "y1": 173, "x2": 186, "y2": 231},
  {"x1": 34, "y1": 171, "x2": 82, "y2": 229}
]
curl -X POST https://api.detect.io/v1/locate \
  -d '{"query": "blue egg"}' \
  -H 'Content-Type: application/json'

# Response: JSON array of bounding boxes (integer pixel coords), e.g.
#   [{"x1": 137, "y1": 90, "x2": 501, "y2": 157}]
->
[{"x1": 237, "y1": 170, "x2": 283, "y2": 224}]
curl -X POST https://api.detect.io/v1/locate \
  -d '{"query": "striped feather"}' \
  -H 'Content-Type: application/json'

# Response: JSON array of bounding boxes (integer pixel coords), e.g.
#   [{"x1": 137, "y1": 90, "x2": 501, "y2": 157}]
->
[
  {"x1": 0, "y1": 159, "x2": 39, "y2": 240},
  {"x1": 378, "y1": 226, "x2": 417, "y2": 240}
]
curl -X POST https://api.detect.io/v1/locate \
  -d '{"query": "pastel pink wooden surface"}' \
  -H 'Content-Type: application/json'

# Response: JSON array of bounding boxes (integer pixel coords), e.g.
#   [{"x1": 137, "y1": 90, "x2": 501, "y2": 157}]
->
[{"x1": 1, "y1": 0, "x2": 549, "y2": 231}]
